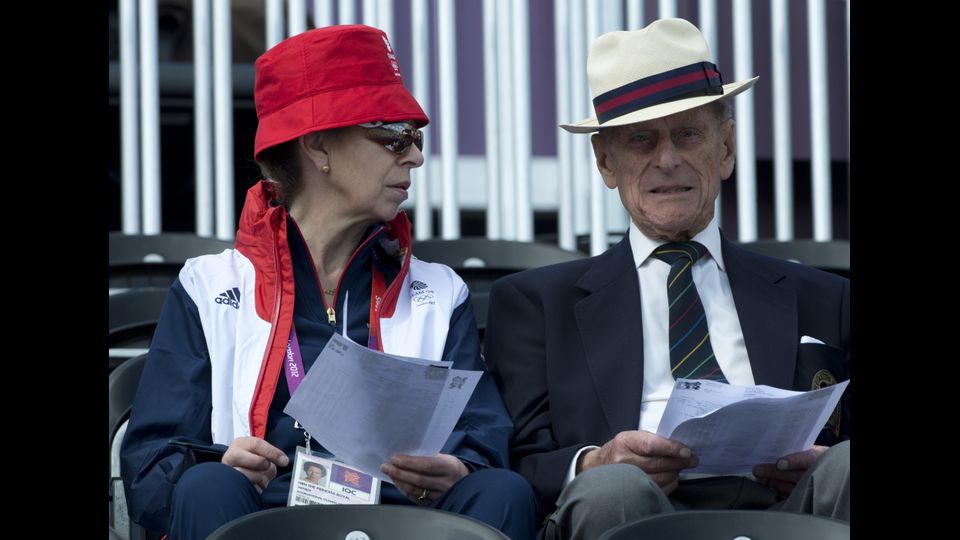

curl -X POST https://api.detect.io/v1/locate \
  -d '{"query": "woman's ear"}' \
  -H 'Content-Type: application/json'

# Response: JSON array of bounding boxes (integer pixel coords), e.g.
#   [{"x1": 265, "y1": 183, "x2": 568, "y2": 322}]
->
[{"x1": 299, "y1": 131, "x2": 331, "y2": 173}]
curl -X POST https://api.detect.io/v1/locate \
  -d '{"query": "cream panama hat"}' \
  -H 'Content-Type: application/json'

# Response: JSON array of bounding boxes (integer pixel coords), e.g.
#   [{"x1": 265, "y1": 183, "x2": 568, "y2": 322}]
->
[{"x1": 561, "y1": 18, "x2": 758, "y2": 133}]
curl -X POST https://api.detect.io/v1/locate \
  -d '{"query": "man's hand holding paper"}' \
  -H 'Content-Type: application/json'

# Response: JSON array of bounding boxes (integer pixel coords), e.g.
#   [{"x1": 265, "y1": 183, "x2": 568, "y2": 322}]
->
[{"x1": 656, "y1": 379, "x2": 849, "y2": 477}]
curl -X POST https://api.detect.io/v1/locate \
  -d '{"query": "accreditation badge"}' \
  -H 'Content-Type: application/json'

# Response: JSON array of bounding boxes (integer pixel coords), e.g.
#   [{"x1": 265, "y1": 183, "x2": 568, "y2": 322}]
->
[{"x1": 287, "y1": 447, "x2": 382, "y2": 506}]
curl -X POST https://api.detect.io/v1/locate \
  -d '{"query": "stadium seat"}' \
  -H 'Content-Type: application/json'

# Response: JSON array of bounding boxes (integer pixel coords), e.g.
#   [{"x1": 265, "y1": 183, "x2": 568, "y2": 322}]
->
[
  {"x1": 108, "y1": 353, "x2": 155, "y2": 540},
  {"x1": 109, "y1": 232, "x2": 233, "y2": 290},
  {"x1": 737, "y1": 239, "x2": 849, "y2": 279},
  {"x1": 108, "y1": 288, "x2": 168, "y2": 371},
  {"x1": 413, "y1": 238, "x2": 587, "y2": 335},
  {"x1": 207, "y1": 504, "x2": 509, "y2": 540},
  {"x1": 597, "y1": 510, "x2": 850, "y2": 540}
]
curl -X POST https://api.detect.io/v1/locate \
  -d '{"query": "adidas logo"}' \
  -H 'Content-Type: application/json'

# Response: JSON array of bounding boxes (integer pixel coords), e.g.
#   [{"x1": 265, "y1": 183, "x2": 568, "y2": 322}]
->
[
  {"x1": 215, "y1": 287, "x2": 241, "y2": 309},
  {"x1": 411, "y1": 280, "x2": 428, "y2": 291}
]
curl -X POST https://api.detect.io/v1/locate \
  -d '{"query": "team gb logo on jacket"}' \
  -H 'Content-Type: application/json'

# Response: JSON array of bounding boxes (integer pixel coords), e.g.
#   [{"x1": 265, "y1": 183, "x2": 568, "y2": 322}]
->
[{"x1": 410, "y1": 280, "x2": 435, "y2": 306}]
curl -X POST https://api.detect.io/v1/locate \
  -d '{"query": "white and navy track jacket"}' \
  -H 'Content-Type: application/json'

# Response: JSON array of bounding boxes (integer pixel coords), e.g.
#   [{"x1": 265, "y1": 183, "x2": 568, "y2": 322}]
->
[{"x1": 120, "y1": 181, "x2": 514, "y2": 534}]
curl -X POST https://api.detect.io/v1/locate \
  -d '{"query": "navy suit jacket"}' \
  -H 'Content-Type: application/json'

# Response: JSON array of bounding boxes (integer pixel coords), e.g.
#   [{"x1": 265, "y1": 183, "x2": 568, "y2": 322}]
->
[{"x1": 484, "y1": 232, "x2": 850, "y2": 519}]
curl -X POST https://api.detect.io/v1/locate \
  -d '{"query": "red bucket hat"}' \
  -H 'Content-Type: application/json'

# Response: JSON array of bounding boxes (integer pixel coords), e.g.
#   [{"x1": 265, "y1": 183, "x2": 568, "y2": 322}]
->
[{"x1": 253, "y1": 24, "x2": 429, "y2": 161}]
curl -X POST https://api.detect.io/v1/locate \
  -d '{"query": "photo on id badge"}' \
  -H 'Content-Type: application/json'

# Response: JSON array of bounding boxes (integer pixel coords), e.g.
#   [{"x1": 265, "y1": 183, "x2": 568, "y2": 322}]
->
[{"x1": 288, "y1": 446, "x2": 381, "y2": 506}]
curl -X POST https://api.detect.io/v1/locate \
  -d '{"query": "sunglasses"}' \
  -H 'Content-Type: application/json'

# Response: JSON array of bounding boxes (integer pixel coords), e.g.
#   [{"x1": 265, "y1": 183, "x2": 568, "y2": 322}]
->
[{"x1": 361, "y1": 122, "x2": 424, "y2": 155}]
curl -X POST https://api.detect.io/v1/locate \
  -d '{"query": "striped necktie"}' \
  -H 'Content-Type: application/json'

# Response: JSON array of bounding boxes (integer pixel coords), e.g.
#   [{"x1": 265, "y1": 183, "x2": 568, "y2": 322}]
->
[{"x1": 651, "y1": 241, "x2": 727, "y2": 383}]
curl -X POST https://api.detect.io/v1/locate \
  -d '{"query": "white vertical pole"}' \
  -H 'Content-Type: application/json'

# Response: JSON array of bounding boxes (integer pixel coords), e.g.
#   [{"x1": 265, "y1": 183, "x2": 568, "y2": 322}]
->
[
  {"x1": 482, "y1": 0, "x2": 501, "y2": 240},
  {"x1": 362, "y1": 0, "x2": 377, "y2": 27},
  {"x1": 569, "y1": 0, "x2": 589, "y2": 241},
  {"x1": 586, "y1": 0, "x2": 606, "y2": 255},
  {"x1": 627, "y1": 0, "x2": 644, "y2": 30},
  {"x1": 139, "y1": 0, "x2": 162, "y2": 234},
  {"x1": 266, "y1": 0, "x2": 284, "y2": 48},
  {"x1": 808, "y1": 0, "x2": 832, "y2": 240},
  {"x1": 603, "y1": 0, "x2": 628, "y2": 236},
  {"x1": 512, "y1": 0, "x2": 533, "y2": 242},
  {"x1": 437, "y1": 0, "x2": 459, "y2": 239},
  {"x1": 120, "y1": 0, "x2": 140, "y2": 234},
  {"x1": 554, "y1": 0, "x2": 575, "y2": 250},
  {"x1": 658, "y1": 0, "x2": 677, "y2": 19},
  {"x1": 411, "y1": 0, "x2": 432, "y2": 239},
  {"x1": 339, "y1": 0, "x2": 355, "y2": 24},
  {"x1": 213, "y1": 0, "x2": 235, "y2": 240},
  {"x1": 314, "y1": 0, "x2": 333, "y2": 28},
  {"x1": 194, "y1": 0, "x2": 214, "y2": 237},
  {"x1": 496, "y1": 0, "x2": 516, "y2": 239},
  {"x1": 733, "y1": 0, "x2": 757, "y2": 241},
  {"x1": 772, "y1": 0, "x2": 793, "y2": 240},
  {"x1": 698, "y1": 0, "x2": 718, "y2": 56},
  {"x1": 699, "y1": 0, "x2": 721, "y2": 225},
  {"x1": 288, "y1": 0, "x2": 308, "y2": 36},
  {"x1": 378, "y1": 0, "x2": 393, "y2": 38}
]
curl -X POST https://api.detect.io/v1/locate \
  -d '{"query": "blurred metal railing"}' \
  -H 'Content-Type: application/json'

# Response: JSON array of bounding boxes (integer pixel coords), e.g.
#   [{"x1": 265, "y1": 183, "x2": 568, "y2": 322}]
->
[{"x1": 115, "y1": 0, "x2": 848, "y2": 253}]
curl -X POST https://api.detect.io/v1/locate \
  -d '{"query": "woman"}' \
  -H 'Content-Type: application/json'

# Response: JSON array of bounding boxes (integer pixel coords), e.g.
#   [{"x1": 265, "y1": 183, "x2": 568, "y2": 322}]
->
[
  {"x1": 302, "y1": 462, "x2": 327, "y2": 486},
  {"x1": 120, "y1": 25, "x2": 537, "y2": 540}
]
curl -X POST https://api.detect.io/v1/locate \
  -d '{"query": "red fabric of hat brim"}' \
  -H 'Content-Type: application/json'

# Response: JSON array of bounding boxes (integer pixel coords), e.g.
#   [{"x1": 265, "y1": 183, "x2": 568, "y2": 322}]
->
[{"x1": 254, "y1": 83, "x2": 429, "y2": 161}]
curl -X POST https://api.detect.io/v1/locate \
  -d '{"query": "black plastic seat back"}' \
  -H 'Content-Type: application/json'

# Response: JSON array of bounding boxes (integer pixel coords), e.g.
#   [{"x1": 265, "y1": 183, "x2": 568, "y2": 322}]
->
[
  {"x1": 109, "y1": 353, "x2": 148, "y2": 440},
  {"x1": 109, "y1": 288, "x2": 168, "y2": 371},
  {"x1": 738, "y1": 239, "x2": 849, "y2": 279},
  {"x1": 413, "y1": 238, "x2": 587, "y2": 335},
  {"x1": 207, "y1": 504, "x2": 510, "y2": 540},
  {"x1": 598, "y1": 510, "x2": 850, "y2": 540},
  {"x1": 109, "y1": 232, "x2": 233, "y2": 289}
]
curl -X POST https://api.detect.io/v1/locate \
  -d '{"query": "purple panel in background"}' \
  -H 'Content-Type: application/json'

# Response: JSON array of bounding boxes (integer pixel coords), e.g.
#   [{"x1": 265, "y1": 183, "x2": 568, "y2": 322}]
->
[
  {"x1": 530, "y1": 0, "x2": 557, "y2": 156},
  {"x1": 393, "y1": 0, "x2": 412, "y2": 92},
  {"x1": 456, "y1": 0, "x2": 485, "y2": 155}
]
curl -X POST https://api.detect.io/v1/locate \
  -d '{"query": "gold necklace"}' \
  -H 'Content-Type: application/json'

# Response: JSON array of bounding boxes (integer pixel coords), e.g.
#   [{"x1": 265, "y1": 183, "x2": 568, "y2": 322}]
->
[{"x1": 323, "y1": 288, "x2": 336, "y2": 295}]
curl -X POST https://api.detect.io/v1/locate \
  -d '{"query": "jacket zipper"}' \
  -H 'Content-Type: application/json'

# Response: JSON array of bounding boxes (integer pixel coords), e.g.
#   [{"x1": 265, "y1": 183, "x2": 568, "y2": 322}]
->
[{"x1": 317, "y1": 225, "x2": 386, "y2": 327}]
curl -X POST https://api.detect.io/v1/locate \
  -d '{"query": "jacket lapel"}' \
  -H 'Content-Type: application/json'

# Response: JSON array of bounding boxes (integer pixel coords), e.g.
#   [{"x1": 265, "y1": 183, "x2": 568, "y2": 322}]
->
[
  {"x1": 573, "y1": 237, "x2": 645, "y2": 438},
  {"x1": 722, "y1": 235, "x2": 798, "y2": 389}
]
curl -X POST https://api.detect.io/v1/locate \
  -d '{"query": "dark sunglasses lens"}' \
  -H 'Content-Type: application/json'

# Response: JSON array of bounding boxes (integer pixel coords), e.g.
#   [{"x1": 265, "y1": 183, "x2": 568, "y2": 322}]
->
[{"x1": 370, "y1": 126, "x2": 423, "y2": 154}]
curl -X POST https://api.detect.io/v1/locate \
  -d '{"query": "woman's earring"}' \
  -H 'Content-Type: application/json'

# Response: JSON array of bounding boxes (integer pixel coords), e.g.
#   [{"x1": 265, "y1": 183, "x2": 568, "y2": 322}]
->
[{"x1": 321, "y1": 165, "x2": 331, "y2": 173}]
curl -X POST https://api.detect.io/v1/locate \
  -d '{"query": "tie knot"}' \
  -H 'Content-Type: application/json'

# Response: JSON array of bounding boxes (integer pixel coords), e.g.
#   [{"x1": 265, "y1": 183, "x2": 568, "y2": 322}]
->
[{"x1": 652, "y1": 241, "x2": 708, "y2": 265}]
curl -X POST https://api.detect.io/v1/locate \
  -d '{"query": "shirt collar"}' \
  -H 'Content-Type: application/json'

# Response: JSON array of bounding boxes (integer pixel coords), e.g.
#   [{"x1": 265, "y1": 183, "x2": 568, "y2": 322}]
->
[{"x1": 628, "y1": 215, "x2": 725, "y2": 272}]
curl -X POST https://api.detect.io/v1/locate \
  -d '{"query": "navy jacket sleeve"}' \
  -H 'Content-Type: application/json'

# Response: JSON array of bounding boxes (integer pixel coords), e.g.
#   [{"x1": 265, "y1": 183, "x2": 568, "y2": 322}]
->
[
  {"x1": 438, "y1": 294, "x2": 515, "y2": 470},
  {"x1": 120, "y1": 279, "x2": 226, "y2": 534}
]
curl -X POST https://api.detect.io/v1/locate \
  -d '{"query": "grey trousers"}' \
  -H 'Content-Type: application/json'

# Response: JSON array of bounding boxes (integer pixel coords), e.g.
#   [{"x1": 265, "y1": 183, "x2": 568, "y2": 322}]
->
[{"x1": 540, "y1": 440, "x2": 850, "y2": 540}]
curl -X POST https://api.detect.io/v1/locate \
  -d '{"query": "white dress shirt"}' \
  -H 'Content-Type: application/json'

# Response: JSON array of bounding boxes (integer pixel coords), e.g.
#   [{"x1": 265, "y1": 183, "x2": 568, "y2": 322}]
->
[{"x1": 564, "y1": 217, "x2": 754, "y2": 485}]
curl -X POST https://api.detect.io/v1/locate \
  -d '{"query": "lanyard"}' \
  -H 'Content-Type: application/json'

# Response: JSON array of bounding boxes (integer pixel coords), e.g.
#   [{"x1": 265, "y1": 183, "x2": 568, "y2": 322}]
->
[{"x1": 285, "y1": 257, "x2": 391, "y2": 396}]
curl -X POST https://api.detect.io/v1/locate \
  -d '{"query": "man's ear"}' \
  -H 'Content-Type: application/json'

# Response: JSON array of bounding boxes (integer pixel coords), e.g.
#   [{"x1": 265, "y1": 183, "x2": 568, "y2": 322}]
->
[
  {"x1": 591, "y1": 133, "x2": 619, "y2": 189},
  {"x1": 718, "y1": 118, "x2": 736, "y2": 181}
]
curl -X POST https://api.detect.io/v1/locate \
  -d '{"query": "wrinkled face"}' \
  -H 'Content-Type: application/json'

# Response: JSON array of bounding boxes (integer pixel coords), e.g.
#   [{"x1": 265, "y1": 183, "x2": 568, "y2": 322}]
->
[
  {"x1": 591, "y1": 105, "x2": 736, "y2": 242},
  {"x1": 320, "y1": 121, "x2": 424, "y2": 224},
  {"x1": 305, "y1": 465, "x2": 324, "y2": 482}
]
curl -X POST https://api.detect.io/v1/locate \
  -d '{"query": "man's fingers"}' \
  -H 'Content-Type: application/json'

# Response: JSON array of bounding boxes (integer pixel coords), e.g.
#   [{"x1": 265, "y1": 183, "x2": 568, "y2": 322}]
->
[
  {"x1": 776, "y1": 445, "x2": 827, "y2": 471},
  {"x1": 649, "y1": 472, "x2": 680, "y2": 495},
  {"x1": 619, "y1": 431, "x2": 692, "y2": 459},
  {"x1": 637, "y1": 454, "x2": 700, "y2": 473}
]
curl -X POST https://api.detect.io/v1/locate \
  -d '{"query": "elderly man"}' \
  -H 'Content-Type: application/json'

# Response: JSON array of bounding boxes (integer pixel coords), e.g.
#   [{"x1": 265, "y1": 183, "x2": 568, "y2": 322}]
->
[{"x1": 484, "y1": 18, "x2": 850, "y2": 540}]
